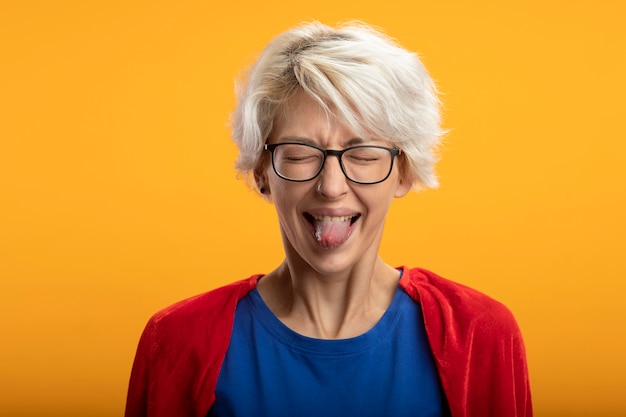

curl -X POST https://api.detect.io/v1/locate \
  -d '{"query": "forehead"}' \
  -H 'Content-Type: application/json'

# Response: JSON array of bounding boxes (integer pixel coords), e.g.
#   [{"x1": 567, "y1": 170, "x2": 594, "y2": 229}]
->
[
  {"x1": 274, "y1": 91, "x2": 338, "y2": 129},
  {"x1": 272, "y1": 91, "x2": 384, "y2": 146}
]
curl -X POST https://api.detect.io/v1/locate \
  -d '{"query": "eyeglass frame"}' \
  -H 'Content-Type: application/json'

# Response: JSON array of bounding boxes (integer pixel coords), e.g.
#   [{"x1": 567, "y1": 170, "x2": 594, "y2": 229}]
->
[{"x1": 263, "y1": 142, "x2": 402, "y2": 185}]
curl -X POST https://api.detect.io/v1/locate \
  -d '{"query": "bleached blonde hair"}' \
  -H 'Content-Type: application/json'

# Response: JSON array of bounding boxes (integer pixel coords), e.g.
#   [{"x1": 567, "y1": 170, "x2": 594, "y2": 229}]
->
[{"x1": 231, "y1": 21, "x2": 444, "y2": 189}]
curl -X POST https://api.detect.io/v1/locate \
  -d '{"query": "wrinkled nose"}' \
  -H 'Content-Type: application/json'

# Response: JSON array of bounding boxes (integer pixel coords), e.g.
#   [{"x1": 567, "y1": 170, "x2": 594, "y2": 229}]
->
[{"x1": 316, "y1": 155, "x2": 349, "y2": 199}]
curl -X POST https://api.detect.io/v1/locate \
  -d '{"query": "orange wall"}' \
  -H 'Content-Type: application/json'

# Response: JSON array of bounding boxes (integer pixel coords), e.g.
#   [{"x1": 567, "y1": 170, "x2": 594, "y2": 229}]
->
[{"x1": 1, "y1": 1, "x2": 625, "y2": 416}]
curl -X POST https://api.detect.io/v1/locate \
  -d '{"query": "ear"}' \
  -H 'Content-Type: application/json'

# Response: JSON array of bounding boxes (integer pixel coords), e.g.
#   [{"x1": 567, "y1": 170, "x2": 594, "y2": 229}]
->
[
  {"x1": 393, "y1": 156, "x2": 412, "y2": 198},
  {"x1": 394, "y1": 175, "x2": 412, "y2": 198},
  {"x1": 254, "y1": 162, "x2": 270, "y2": 196}
]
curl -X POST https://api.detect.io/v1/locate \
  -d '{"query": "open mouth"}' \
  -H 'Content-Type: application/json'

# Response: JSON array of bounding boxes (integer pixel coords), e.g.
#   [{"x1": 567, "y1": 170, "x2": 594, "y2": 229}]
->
[{"x1": 303, "y1": 213, "x2": 361, "y2": 248}]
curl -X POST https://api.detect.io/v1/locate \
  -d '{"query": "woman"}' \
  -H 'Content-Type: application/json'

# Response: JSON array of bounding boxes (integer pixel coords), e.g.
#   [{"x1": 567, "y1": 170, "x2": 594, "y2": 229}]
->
[{"x1": 125, "y1": 21, "x2": 532, "y2": 417}]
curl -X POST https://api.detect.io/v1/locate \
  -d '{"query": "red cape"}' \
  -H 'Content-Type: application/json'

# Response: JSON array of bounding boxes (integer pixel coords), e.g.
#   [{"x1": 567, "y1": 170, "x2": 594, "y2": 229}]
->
[{"x1": 125, "y1": 267, "x2": 532, "y2": 417}]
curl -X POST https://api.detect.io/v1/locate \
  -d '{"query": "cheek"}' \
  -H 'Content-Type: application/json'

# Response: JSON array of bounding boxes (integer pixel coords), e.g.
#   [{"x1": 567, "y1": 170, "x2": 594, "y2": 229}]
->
[
  {"x1": 267, "y1": 180, "x2": 300, "y2": 212},
  {"x1": 363, "y1": 186, "x2": 398, "y2": 217}
]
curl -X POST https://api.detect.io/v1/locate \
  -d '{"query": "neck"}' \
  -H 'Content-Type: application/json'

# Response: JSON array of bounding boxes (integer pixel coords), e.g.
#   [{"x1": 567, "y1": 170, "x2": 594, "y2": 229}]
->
[{"x1": 258, "y1": 257, "x2": 400, "y2": 339}]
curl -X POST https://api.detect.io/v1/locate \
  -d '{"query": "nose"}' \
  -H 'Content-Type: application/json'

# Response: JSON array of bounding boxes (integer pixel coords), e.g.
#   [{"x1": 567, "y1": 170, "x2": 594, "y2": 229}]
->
[{"x1": 316, "y1": 154, "x2": 349, "y2": 198}]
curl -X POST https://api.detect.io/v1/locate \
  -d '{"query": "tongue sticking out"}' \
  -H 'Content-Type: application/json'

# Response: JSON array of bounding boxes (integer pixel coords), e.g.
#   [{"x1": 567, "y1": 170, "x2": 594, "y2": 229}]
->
[{"x1": 313, "y1": 216, "x2": 353, "y2": 248}]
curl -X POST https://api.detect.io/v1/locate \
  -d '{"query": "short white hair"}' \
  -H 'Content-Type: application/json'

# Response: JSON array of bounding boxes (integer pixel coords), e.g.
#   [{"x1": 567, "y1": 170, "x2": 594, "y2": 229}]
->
[{"x1": 231, "y1": 21, "x2": 444, "y2": 189}]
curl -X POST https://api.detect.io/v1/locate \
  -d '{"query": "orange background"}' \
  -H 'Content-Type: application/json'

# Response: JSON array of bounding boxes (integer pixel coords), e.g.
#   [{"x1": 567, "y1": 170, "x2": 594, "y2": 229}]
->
[{"x1": 1, "y1": 1, "x2": 625, "y2": 416}]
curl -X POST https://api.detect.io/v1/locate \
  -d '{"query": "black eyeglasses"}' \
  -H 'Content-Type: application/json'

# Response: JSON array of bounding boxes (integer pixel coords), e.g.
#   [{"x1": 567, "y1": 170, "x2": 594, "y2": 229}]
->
[{"x1": 263, "y1": 142, "x2": 401, "y2": 184}]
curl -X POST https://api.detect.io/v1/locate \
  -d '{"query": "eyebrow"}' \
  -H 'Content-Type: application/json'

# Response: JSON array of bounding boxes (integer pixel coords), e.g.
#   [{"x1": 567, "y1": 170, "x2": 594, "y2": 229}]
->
[
  {"x1": 274, "y1": 136, "x2": 316, "y2": 145},
  {"x1": 275, "y1": 136, "x2": 382, "y2": 148}
]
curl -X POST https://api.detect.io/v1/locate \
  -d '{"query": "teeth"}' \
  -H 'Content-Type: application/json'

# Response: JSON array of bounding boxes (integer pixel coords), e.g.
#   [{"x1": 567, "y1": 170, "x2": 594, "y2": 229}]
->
[{"x1": 312, "y1": 215, "x2": 353, "y2": 222}]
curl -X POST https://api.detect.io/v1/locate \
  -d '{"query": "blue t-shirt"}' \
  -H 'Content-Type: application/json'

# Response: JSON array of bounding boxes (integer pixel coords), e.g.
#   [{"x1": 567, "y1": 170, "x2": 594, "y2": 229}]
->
[{"x1": 208, "y1": 284, "x2": 449, "y2": 417}]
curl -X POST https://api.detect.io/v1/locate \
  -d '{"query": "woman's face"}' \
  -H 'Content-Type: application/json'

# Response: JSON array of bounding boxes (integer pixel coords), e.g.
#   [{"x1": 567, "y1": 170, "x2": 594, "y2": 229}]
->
[{"x1": 259, "y1": 91, "x2": 411, "y2": 276}]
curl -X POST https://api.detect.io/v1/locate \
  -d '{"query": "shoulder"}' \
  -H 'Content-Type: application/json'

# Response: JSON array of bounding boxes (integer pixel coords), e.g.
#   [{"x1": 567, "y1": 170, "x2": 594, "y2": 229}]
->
[
  {"x1": 399, "y1": 267, "x2": 521, "y2": 335},
  {"x1": 142, "y1": 276, "x2": 260, "y2": 343},
  {"x1": 126, "y1": 276, "x2": 261, "y2": 416},
  {"x1": 399, "y1": 267, "x2": 532, "y2": 415}
]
